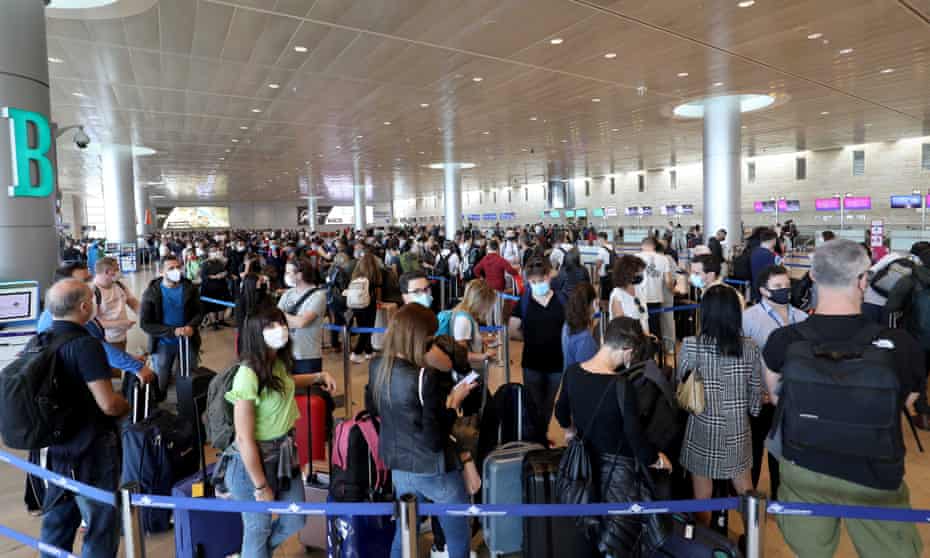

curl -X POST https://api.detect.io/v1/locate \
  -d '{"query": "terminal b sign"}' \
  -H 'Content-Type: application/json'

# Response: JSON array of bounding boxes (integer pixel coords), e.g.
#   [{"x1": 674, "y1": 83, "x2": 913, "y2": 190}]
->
[{"x1": 2, "y1": 107, "x2": 55, "y2": 198}]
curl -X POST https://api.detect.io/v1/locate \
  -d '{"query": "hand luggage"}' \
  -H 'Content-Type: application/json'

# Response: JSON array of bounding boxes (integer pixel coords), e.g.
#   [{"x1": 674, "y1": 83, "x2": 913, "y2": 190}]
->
[
  {"x1": 121, "y1": 383, "x2": 196, "y2": 533},
  {"x1": 522, "y1": 448, "x2": 597, "y2": 558},
  {"x1": 492, "y1": 383, "x2": 543, "y2": 445},
  {"x1": 175, "y1": 336, "x2": 215, "y2": 442},
  {"x1": 327, "y1": 494, "x2": 395, "y2": 558},
  {"x1": 299, "y1": 387, "x2": 332, "y2": 552},
  {"x1": 650, "y1": 513, "x2": 743, "y2": 558},
  {"x1": 173, "y1": 463, "x2": 243, "y2": 558},
  {"x1": 295, "y1": 386, "x2": 334, "y2": 467},
  {"x1": 481, "y1": 441, "x2": 543, "y2": 557}
]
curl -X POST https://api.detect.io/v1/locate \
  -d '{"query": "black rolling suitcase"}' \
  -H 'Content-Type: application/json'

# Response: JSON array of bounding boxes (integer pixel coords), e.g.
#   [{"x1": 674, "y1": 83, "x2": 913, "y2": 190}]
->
[
  {"x1": 522, "y1": 448, "x2": 598, "y2": 558},
  {"x1": 651, "y1": 513, "x2": 743, "y2": 558},
  {"x1": 175, "y1": 336, "x2": 215, "y2": 441}
]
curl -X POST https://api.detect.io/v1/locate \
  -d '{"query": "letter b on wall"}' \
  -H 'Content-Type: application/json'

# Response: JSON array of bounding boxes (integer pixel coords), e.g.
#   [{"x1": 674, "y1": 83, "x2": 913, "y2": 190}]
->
[{"x1": 2, "y1": 107, "x2": 54, "y2": 198}]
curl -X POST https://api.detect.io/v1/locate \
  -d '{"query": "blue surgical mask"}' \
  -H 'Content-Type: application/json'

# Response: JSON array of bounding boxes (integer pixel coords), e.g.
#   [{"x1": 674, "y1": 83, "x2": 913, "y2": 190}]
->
[
  {"x1": 689, "y1": 274, "x2": 705, "y2": 289},
  {"x1": 412, "y1": 293, "x2": 433, "y2": 308},
  {"x1": 530, "y1": 281, "x2": 551, "y2": 297}
]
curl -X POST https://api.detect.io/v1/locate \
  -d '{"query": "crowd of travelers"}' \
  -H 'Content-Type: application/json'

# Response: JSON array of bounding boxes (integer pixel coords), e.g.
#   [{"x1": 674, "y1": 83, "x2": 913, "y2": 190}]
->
[{"x1": 7, "y1": 217, "x2": 928, "y2": 558}]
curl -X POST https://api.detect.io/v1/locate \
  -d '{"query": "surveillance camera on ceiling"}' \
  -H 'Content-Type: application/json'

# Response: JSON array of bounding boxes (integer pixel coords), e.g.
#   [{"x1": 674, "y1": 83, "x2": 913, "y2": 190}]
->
[{"x1": 74, "y1": 126, "x2": 90, "y2": 149}]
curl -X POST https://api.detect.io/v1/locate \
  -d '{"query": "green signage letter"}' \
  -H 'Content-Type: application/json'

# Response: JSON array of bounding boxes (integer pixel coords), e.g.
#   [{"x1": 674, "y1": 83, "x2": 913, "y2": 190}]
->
[{"x1": 2, "y1": 107, "x2": 54, "y2": 198}]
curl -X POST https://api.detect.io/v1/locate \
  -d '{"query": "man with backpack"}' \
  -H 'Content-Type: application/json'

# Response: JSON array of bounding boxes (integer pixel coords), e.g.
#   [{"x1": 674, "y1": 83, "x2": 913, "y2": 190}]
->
[
  {"x1": 92, "y1": 256, "x2": 140, "y2": 352},
  {"x1": 763, "y1": 240, "x2": 923, "y2": 558},
  {"x1": 34, "y1": 279, "x2": 130, "y2": 558}
]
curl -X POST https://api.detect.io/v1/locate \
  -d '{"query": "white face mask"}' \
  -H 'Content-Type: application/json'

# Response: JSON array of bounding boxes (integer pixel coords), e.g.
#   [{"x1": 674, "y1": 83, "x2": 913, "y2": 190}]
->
[
  {"x1": 284, "y1": 273, "x2": 297, "y2": 288},
  {"x1": 165, "y1": 268, "x2": 182, "y2": 283},
  {"x1": 263, "y1": 326, "x2": 289, "y2": 350}
]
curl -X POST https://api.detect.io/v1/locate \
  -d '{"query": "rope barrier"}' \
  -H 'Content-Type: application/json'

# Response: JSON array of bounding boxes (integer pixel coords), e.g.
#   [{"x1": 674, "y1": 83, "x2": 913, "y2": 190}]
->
[
  {"x1": 427, "y1": 276, "x2": 449, "y2": 282},
  {"x1": 724, "y1": 278, "x2": 749, "y2": 286},
  {"x1": 0, "y1": 523, "x2": 78, "y2": 558},
  {"x1": 200, "y1": 296, "x2": 236, "y2": 308},
  {"x1": 498, "y1": 293, "x2": 520, "y2": 302},
  {"x1": 0, "y1": 449, "x2": 117, "y2": 507},
  {"x1": 648, "y1": 304, "x2": 699, "y2": 315},
  {"x1": 784, "y1": 263, "x2": 811, "y2": 269},
  {"x1": 0, "y1": 331, "x2": 36, "y2": 338}
]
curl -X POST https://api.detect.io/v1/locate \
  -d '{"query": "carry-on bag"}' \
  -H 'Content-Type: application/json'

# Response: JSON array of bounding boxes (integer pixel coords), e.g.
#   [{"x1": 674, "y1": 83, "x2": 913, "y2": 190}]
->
[
  {"x1": 650, "y1": 513, "x2": 743, "y2": 558},
  {"x1": 175, "y1": 335, "x2": 215, "y2": 442},
  {"x1": 173, "y1": 463, "x2": 243, "y2": 558},
  {"x1": 299, "y1": 387, "x2": 332, "y2": 551},
  {"x1": 481, "y1": 441, "x2": 543, "y2": 557}
]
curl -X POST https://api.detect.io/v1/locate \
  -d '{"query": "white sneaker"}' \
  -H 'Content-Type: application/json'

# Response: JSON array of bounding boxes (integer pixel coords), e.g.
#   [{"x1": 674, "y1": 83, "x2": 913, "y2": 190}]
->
[
  {"x1": 365, "y1": 353, "x2": 373, "y2": 360},
  {"x1": 430, "y1": 546, "x2": 449, "y2": 558},
  {"x1": 350, "y1": 353, "x2": 364, "y2": 364}
]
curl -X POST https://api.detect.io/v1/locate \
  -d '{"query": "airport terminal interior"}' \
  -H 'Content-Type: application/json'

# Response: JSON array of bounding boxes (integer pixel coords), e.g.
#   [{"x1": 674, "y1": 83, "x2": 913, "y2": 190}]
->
[{"x1": 4, "y1": 0, "x2": 930, "y2": 557}]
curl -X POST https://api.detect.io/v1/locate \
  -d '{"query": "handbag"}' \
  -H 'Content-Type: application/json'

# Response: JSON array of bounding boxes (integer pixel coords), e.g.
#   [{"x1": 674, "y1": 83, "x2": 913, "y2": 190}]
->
[{"x1": 675, "y1": 342, "x2": 705, "y2": 415}]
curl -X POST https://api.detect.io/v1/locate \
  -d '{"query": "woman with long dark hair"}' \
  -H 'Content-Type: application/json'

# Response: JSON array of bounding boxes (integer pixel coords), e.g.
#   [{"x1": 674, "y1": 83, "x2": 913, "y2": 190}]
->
[
  {"x1": 368, "y1": 304, "x2": 478, "y2": 558},
  {"x1": 552, "y1": 247, "x2": 591, "y2": 300},
  {"x1": 350, "y1": 253, "x2": 382, "y2": 362},
  {"x1": 677, "y1": 285, "x2": 763, "y2": 525},
  {"x1": 561, "y1": 282, "x2": 599, "y2": 372},
  {"x1": 223, "y1": 306, "x2": 336, "y2": 558}
]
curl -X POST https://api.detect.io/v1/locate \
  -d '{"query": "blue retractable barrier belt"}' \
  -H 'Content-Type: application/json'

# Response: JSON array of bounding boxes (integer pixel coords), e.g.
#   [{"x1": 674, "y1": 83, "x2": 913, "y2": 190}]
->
[{"x1": 0, "y1": 449, "x2": 116, "y2": 506}]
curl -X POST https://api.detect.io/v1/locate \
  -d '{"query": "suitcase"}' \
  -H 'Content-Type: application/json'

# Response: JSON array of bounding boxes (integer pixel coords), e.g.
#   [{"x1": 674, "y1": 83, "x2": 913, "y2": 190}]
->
[
  {"x1": 295, "y1": 386, "x2": 333, "y2": 467},
  {"x1": 176, "y1": 336, "x2": 215, "y2": 443},
  {"x1": 327, "y1": 494, "x2": 395, "y2": 558},
  {"x1": 651, "y1": 513, "x2": 743, "y2": 558},
  {"x1": 173, "y1": 463, "x2": 243, "y2": 558},
  {"x1": 299, "y1": 388, "x2": 332, "y2": 551},
  {"x1": 523, "y1": 448, "x2": 597, "y2": 558},
  {"x1": 481, "y1": 441, "x2": 543, "y2": 556},
  {"x1": 121, "y1": 383, "x2": 196, "y2": 533},
  {"x1": 493, "y1": 383, "x2": 542, "y2": 445}
]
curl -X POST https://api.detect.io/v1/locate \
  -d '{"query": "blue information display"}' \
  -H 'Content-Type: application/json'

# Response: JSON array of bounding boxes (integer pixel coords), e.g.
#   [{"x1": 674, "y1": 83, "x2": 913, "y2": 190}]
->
[
  {"x1": 482, "y1": 213, "x2": 498, "y2": 221},
  {"x1": 467, "y1": 214, "x2": 481, "y2": 221}
]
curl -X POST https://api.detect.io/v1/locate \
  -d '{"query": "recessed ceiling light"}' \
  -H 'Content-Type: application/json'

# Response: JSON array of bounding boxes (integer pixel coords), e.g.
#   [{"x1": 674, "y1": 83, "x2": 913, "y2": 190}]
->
[
  {"x1": 611, "y1": 128, "x2": 619, "y2": 132},
  {"x1": 71, "y1": 92, "x2": 85, "y2": 97},
  {"x1": 218, "y1": 157, "x2": 225, "y2": 161},
  {"x1": 336, "y1": 145, "x2": 341, "y2": 149},
  {"x1": 839, "y1": 48, "x2": 854, "y2": 55},
  {"x1": 880, "y1": 68, "x2": 895, "y2": 74},
  {"x1": 529, "y1": 116, "x2": 538, "y2": 121},
  {"x1": 251, "y1": 108, "x2": 262, "y2": 113},
  {"x1": 560, "y1": 139, "x2": 568, "y2": 143},
  {"x1": 383, "y1": 121, "x2": 391, "y2": 125},
  {"x1": 225, "y1": 149, "x2": 231, "y2": 152},
  {"x1": 820, "y1": 111, "x2": 830, "y2": 115},
  {"x1": 481, "y1": 130, "x2": 490, "y2": 135},
  {"x1": 604, "y1": 52, "x2": 618, "y2": 59},
  {"x1": 807, "y1": 33, "x2": 823, "y2": 40},
  {"x1": 294, "y1": 46, "x2": 308, "y2": 53},
  {"x1": 737, "y1": 0, "x2": 755, "y2": 7},
  {"x1": 677, "y1": 72, "x2": 689, "y2": 78},
  {"x1": 418, "y1": 151, "x2": 425, "y2": 155},
  {"x1": 231, "y1": 138, "x2": 239, "y2": 143},
  {"x1": 592, "y1": 98, "x2": 601, "y2": 102},
  {"x1": 472, "y1": 76, "x2": 483, "y2": 82},
  {"x1": 713, "y1": 81, "x2": 724, "y2": 87},
  {"x1": 550, "y1": 38, "x2": 564, "y2": 45},
  {"x1": 239, "y1": 126, "x2": 249, "y2": 130},
  {"x1": 48, "y1": 57, "x2": 64, "y2": 64},
  {"x1": 419, "y1": 103, "x2": 430, "y2": 108},
  {"x1": 267, "y1": 83, "x2": 281, "y2": 89}
]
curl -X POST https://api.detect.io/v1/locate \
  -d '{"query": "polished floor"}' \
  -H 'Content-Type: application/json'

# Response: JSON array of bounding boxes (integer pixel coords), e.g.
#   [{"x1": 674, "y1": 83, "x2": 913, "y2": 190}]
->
[{"x1": 1, "y1": 267, "x2": 928, "y2": 557}]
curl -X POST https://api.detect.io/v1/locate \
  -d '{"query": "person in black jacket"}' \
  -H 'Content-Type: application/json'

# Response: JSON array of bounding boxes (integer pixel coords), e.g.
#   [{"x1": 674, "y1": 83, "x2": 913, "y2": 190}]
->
[
  {"x1": 139, "y1": 254, "x2": 203, "y2": 399},
  {"x1": 367, "y1": 304, "x2": 478, "y2": 558}
]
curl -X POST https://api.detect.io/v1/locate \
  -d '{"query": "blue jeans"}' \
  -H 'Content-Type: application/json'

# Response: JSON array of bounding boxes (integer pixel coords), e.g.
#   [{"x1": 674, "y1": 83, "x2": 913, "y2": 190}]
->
[
  {"x1": 522, "y1": 368, "x2": 563, "y2": 442},
  {"x1": 40, "y1": 432, "x2": 120, "y2": 558},
  {"x1": 390, "y1": 470, "x2": 470, "y2": 558},
  {"x1": 293, "y1": 358, "x2": 322, "y2": 374},
  {"x1": 153, "y1": 339, "x2": 198, "y2": 397},
  {"x1": 226, "y1": 453, "x2": 305, "y2": 558}
]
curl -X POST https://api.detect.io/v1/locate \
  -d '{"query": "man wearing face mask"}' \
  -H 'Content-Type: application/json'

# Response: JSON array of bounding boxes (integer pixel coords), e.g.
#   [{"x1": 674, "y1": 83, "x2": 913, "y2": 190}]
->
[
  {"x1": 39, "y1": 279, "x2": 130, "y2": 558},
  {"x1": 140, "y1": 255, "x2": 203, "y2": 399},
  {"x1": 742, "y1": 265, "x2": 808, "y2": 500},
  {"x1": 399, "y1": 271, "x2": 433, "y2": 309},
  {"x1": 690, "y1": 254, "x2": 745, "y2": 307},
  {"x1": 279, "y1": 259, "x2": 329, "y2": 375}
]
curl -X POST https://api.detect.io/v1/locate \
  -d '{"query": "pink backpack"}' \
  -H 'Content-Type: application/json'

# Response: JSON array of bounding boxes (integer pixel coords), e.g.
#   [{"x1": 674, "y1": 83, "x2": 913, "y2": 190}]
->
[{"x1": 330, "y1": 411, "x2": 390, "y2": 501}]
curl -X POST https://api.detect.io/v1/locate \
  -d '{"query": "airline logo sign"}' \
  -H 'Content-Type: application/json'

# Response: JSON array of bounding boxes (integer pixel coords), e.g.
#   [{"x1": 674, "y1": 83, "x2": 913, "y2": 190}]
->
[{"x1": 2, "y1": 107, "x2": 55, "y2": 198}]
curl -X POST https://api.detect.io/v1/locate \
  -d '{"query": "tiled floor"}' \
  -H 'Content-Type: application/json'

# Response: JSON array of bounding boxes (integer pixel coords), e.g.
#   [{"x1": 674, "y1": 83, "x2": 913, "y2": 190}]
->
[{"x1": 1, "y1": 267, "x2": 928, "y2": 557}]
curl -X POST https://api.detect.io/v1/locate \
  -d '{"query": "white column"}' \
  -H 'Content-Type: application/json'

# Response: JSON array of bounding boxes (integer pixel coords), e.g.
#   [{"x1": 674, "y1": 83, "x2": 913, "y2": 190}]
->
[
  {"x1": 353, "y1": 183, "x2": 366, "y2": 231},
  {"x1": 307, "y1": 196, "x2": 318, "y2": 233},
  {"x1": 101, "y1": 145, "x2": 136, "y2": 243},
  {"x1": 134, "y1": 175, "x2": 152, "y2": 237},
  {"x1": 0, "y1": 0, "x2": 58, "y2": 287},
  {"x1": 443, "y1": 167, "x2": 462, "y2": 240},
  {"x1": 702, "y1": 95, "x2": 742, "y2": 248}
]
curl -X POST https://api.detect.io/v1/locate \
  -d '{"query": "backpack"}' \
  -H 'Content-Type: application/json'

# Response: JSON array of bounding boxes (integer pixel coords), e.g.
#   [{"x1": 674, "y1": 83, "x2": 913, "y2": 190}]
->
[
  {"x1": 436, "y1": 310, "x2": 476, "y2": 339},
  {"x1": 343, "y1": 277, "x2": 371, "y2": 309},
  {"x1": 93, "y1": 280, "x2": 127, "y2": 306},
  {"x1": 434, "y1": 255, "x2": 451, "y2": 278},
  {"x1": 326, "y1": 266, "x2": 349, "y2": 311},
  {"x1": 778, "y1": 321, "x2": 904, "y2": 465},
  {"x1": 329, "y1": 410, "x2": 391, "y2": 502},
  {"x1": 870, "y1": 258, "x2": 916, "y2": 298},
  {"x1": 205, "y1": 363, "x2": 241, "y2": 451},
  {"x1": 730, "y1": 246, "x2": 752, "y2": 281},
  {"x1": 618, "y1": 361, "x2": 685, "y2": 458},
  {"x1": 905, "y1": 277, "x2": 930, "y2": 350},
  {"x1": 463, "y1": 247, "x2": 483, "y2": 281},
  {"x1": 0, "y1": 330, "x2": 86, "y2": 450},
  {"x1": 790, "y1": 272, "x2": 815, "y2": 311}
]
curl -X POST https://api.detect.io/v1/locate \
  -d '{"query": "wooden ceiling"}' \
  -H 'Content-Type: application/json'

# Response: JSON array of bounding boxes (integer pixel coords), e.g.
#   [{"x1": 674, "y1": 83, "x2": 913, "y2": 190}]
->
[{"x1": 47, "y1": 0, "x2": 930, "y2": 204}]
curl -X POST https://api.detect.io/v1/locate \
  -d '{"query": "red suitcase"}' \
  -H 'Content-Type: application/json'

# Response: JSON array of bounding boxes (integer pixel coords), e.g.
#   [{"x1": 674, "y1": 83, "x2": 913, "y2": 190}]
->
[{"x1": 295, "y1": 387, "x2": 331, "y2": 466}]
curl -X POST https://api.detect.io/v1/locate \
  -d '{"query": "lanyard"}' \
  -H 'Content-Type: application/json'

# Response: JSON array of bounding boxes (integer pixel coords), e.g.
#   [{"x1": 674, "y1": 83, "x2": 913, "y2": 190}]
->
[{"x1": 763, "y1": 302, "x2": 794, "y2": 327}]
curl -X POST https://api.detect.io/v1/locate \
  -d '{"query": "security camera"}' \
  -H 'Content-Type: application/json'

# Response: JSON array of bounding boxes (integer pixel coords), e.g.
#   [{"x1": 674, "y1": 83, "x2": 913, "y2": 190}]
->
[{"x1": 74, "y1": 127, "x2": 90, "y2": 149}]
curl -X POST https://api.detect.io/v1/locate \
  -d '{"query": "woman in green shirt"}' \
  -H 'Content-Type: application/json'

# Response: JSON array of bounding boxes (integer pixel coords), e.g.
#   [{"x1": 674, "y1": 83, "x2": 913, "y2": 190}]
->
[{"x1": 224, "y1": 306, "x2": 336, "y2": 558}]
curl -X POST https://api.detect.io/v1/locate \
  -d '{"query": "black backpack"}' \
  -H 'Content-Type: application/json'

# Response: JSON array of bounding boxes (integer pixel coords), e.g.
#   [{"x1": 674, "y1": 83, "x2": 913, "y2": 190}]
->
[
  {"x1": 730, "y1": 246, "x2": 752, "y2": 281},
  {"x1": 790, "y1": 272, "x2": 815, "y2": 311},
  {"x1": 0, "y1": 330, "x2": 86, "y2": 450},
  {"x1": 618, "y1": 361, "x2": 685, "y2": 458},
  {"x1": 463, "y1": 247, "x2": 483, "y2": 281},
  {"x1": 870, "y1": 258, "x2": 915, "y2": 298},
  {"x1": 329, "y1": 410, "x2": 392, "y2": 502},
  {"x1": 326, "y1": 266, "x2": 349, "y2": 311},
  {"x1": 778, "y1": 321, "x2": 904, "y2": 465}
]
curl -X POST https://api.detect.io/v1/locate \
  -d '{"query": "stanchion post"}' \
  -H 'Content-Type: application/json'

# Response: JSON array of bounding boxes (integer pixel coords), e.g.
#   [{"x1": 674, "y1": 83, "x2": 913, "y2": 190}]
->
[
  {"x1": 342, "y1": 324, "x2": 352, "y2": 418},
  {"x1": 495, "y1": 295, "x2": 505, "y2": 363},
  {"x1": 599, "y1": 311, "x2": 608, "y2": 344},
  {"x1": 398, "y1": 493, "x2": 420, "y2": 558},
  {"x1": 741, "y1": 492, "x2": 766, "y2": 558},
  {"x1": 120, "y1": 482, "x2": 146, "y2": 558},
  {"x1": 440, "y1": 278, "x2": 447, "y2": 311},
  {"x1": 502, "y1": 319, "x2": 511, "y2": 385}
]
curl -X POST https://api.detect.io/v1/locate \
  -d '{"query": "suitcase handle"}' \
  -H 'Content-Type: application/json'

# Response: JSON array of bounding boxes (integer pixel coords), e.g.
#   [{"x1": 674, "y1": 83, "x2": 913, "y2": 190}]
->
[
  {"x1": 180, "y1": 335, "x2": 191, "y2": 378},
  {"x1": 132, "y1": 382, "x2": 151, "y2": 424}
]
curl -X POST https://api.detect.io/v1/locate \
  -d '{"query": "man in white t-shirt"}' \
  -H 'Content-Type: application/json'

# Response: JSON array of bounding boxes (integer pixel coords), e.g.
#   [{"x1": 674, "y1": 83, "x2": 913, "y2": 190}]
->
[
  {"x1": 501, "y1": 230, "x2": 521, "y2": 267},
  {"x1": 93, "y1": 257, "x2": 140, "y2": 352},
  {"x1": 635, "y1": 237, "x2": 673, "y2": 340},
  {"x1": 595, "y1": 232, "x2": 614, "y2": 304}
]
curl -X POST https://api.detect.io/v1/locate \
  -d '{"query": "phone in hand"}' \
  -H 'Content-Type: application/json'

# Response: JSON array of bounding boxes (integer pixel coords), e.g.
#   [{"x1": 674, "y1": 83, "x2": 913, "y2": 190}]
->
[{"x1": 455, "y1": 370, "x2": 480, "y2": 390}]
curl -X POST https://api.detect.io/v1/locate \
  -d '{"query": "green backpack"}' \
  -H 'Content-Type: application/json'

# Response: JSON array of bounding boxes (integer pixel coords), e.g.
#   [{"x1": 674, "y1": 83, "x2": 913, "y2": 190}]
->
[{"x1": 205, "y1": 362, "x2": 241, "y2": 451}]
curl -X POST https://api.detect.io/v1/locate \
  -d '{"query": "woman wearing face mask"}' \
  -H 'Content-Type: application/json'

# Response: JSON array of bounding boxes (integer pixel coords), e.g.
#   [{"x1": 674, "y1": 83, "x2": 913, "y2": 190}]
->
[
  {"x1": 279, "y1": 259, "x2": 334, "y2": 377},
  {"x1": 185, "y1": 245, "x2": 205, "y2": 286},
  {"x1": 609, "y1": 255, "x2": 650, "y2": 335},
  {"x1": 222, "y1": 306, "x2": 336, "y2": 558},
  {"x1": 561, "y1": 283, "x2": 600, "y2": 373},
  {"x1": 200, "y1": 245, "x2": 232, "y2": 329},
  {"x1": 511, "y1": 258, "x2": 567, "y2": 441},
  {"x1": 450, "y1": 279, "x2": 498, "y2": 365},
  {"x1": 555, "y1": 317, "x2": 673, "y2": 556}
]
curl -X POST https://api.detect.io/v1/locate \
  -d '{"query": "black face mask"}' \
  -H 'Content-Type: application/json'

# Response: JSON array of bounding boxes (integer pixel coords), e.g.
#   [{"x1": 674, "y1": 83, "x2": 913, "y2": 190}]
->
[
  {"x1": 632, "y1": 274, "x2": 645, "y2": 285},
  {"x1": 767, "y1": 287, "x2": 791, "y2": 305}
]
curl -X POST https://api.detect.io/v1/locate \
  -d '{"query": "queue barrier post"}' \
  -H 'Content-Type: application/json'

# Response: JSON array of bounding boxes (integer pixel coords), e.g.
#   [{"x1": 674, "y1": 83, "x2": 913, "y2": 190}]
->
[
  {"x1": 120, "y1": 482, "x2": 147, "y2": 558},
  {"x1": 342, "y1": 323, "x2": 352, "y2": 418},
  {"x1": 502, "y1": 316, "x2": 512, "y2": 385},
  {"x1": 599, "y1": 310, "x2": 608, "y2": 345},
  {"x1": 398, "y1": 493, "x2": 420, "y2": 558},
  {"x1": 741, "y1": 492, "x2": 766, "y2": 558},
  {"x1": 440, "y1": 277, "x2": 447, "y2": 311}
]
